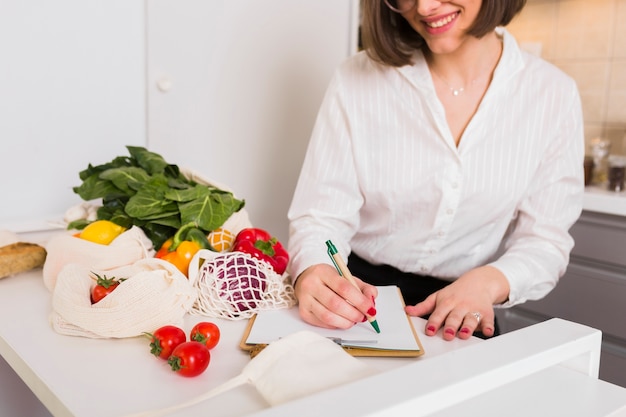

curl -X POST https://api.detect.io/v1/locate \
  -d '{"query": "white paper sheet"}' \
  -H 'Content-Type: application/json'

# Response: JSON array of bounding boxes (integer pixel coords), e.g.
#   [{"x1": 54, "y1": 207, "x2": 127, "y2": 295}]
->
[{"x1": 246, "y1": 286, "x2": 420, "y2": 351}]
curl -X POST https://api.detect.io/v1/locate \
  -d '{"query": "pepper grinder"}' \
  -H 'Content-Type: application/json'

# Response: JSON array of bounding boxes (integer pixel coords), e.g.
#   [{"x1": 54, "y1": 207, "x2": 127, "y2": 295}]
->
[{"x1": 590, "y1": 137, "x2": 611, "y2": 185}]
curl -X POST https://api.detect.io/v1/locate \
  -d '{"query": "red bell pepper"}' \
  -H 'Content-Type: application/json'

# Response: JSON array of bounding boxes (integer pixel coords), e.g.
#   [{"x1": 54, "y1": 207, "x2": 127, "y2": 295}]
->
[{"x1": 232, "y1": 228, "x2": 289, "y2": 275}]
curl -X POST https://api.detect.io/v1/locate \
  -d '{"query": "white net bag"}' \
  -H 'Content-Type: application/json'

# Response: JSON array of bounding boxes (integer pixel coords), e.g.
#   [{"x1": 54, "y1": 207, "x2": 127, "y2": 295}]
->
[{"x1": 190, "y1": 250, "x2": 296, "y2": 320}]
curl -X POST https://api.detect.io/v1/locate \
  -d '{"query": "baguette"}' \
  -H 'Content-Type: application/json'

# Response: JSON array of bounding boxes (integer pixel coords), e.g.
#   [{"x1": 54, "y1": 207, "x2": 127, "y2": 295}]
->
[{"x1": 0, "y1": 242, "x2": 47, "y2": 279}]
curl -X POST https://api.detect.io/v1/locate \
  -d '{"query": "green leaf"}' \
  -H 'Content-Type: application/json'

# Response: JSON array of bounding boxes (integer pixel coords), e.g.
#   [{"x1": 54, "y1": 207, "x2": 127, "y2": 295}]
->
[
  {"x1": 77, "y1": 157, "x2": 132, "y2": 181},
  {"x1": 67, "y1": 218, "x2": 90, "y2": 231},
  {"x1": 99, "y1": 167, "x2": 151, "y2": 194},
  {"x1": 72, "y1": 173, "x2": 124, "y2": 201},
  {"x1": 124, "y1": 176, "x2": 178, "y2": 220},
  {"x1": 146, "y1": 214, "x2": 181, "y2": 229},
  {"x1": 179, "y1": 192, "x2": 244, "y2": 232},
  {"x1": 165, "y1": 184, "x2": 210, "y2": 203},
  {"x1": 127, "y1": 146, "x2": 169, "y2": 175}
]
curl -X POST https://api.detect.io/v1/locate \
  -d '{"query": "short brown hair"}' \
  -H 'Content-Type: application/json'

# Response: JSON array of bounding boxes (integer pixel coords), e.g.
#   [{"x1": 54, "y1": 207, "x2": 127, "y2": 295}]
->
[{"x1": 361, "y1": 0, "x2": 527, "y2": 67}]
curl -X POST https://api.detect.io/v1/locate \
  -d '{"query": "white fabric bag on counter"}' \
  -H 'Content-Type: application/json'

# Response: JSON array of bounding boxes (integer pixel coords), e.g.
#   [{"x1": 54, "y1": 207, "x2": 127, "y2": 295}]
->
[
  {"x1": 124, "y1": 331, "x2": 376, "y2": 417},
  {"x1": 43, "y1": 226, "x2": 155, "y2": 291},
  {"x1": 50, "y1": 258, "x2": 197, "y2": 338}
]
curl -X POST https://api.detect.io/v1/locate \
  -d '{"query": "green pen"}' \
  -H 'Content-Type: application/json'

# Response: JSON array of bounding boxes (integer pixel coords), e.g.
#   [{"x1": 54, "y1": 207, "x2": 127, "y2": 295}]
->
[{"x1": 326, "y1": 240, "x2": 381, "y2": 334}]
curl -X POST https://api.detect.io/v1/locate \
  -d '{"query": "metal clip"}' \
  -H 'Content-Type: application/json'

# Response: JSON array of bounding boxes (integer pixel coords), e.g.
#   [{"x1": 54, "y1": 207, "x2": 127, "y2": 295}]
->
[{"x1": 327, "y1": 337, "x2": 377, "y2": 346}]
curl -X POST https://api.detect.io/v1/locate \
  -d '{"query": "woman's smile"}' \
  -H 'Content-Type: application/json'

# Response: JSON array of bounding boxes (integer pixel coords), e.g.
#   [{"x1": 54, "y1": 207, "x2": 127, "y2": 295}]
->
[{"x1": 422, "y1": 11, "x2": 460, "y2": 33}]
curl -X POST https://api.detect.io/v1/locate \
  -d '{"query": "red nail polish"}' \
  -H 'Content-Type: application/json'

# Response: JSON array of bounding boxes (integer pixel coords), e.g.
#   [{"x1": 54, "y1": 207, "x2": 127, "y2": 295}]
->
[
  {"x1": 367, "y1": 307, "x2": 377, "y2": 316},
  {"x1": 427, "y1": 325, "x2": 436, "y2": 333},
  {"x1": 445, "y1": 328, "x2": 455, "y2": 335},
  {"x1": 361, "y1": 315, "x2": 367, "y2": 322},
  {"x1": 460, "y1": 327, "x2": 470, "y2": 334}
]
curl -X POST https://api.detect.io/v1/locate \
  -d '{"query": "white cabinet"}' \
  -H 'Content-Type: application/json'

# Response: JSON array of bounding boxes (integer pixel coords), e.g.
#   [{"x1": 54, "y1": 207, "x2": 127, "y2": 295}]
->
[
  {"x1": 1, "y1": 0, "x2": 359, "y2": 243},
  {"x1": 146, "y1": 0, "x2": 360, "y2": 243},
  {"x1": 496, "y1": 210, "x2": 626, "y2": 388}
]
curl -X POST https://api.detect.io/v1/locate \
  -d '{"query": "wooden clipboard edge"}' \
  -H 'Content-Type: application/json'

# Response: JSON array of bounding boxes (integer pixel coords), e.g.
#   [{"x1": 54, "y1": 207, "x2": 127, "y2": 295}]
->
[
  {"x1": 239, "y1": 313, "x2": 264, "y2": 353},
  {"x1": 397, "y1": 286, "x2": 425, "y2": 357},
  {"x1": 238, "y1": 286, "x2": 425, "y2": 358}
]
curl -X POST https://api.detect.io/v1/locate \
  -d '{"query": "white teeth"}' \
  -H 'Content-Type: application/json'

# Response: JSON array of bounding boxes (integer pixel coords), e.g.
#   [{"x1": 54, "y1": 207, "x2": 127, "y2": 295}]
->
[{"x1": 427, "y1": 14, "x2": 456, "y2": 28}]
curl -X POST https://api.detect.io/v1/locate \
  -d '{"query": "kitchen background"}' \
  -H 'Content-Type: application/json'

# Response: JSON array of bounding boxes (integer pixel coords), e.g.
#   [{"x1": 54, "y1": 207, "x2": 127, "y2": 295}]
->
[
  {"x1": 508, "y1": 0, "x2": 626, "y2": 155},
  {"x1": 1, "y1": 2, "x2": 625, "y2": 415},
  {"x1": 2, "y1": 0, "x2": 625, "y2": 241}
]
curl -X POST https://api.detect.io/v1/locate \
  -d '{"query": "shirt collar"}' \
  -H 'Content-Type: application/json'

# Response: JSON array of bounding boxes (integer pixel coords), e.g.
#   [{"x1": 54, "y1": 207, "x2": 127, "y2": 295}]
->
[{"x1": 395, "y1": 27, "x2": 526, "y2": 92}]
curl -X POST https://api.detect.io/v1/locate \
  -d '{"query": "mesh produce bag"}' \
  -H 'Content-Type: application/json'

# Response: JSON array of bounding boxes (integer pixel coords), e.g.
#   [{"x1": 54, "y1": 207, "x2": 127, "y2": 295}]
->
[{"x1": 190, "y1": 250, "x2": 296, "y2": 319}]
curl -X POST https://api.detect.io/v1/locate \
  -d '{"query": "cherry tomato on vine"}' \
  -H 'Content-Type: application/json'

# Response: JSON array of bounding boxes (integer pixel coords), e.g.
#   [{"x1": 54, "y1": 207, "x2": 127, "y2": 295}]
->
[
  {"x1": 90, "y1": 272, "x2": 125, "y2": 304},
  {"x1": 190, "y1": 322, "x2": 221, "y2": 350},
  {"x1": 167, "y1": 341, "x2": 211, "y2": 377},
  {"x1": 146, "y1": 325, "x2": 186, "y2": 360}
]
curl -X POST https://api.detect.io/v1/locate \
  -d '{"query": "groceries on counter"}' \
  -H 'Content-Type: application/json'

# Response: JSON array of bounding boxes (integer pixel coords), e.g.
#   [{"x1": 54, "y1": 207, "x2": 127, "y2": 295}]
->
[{"x1": 32, "y1": 145, "x2": 295, "y2": 339}]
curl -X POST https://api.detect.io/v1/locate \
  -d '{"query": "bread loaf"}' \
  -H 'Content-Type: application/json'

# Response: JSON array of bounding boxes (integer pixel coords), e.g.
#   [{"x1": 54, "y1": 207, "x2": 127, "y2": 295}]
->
[{"x1": 0, "y1": 242, "x2": 47, "y2": 279}]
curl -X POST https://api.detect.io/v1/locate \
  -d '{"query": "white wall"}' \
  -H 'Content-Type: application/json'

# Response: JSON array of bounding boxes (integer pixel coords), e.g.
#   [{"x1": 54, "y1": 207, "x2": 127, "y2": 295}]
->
[
  {"x1": 0, "y1": 1, "x2": 146, "y2": 232},
  {"x1": 146, "y1": 0, "x2": 359, "y2": 243}
]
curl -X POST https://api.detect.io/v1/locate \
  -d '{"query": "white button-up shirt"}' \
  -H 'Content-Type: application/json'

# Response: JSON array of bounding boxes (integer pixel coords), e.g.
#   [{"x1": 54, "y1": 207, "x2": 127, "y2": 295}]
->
[{"x1": 287, "y1": 28, "x2": 584, "y2": 307}]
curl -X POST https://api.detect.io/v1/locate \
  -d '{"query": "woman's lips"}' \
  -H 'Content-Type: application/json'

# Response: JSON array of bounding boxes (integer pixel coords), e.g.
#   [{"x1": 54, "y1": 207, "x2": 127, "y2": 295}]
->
[{"x1": 423, "y1": 12, "x2": 459, "y2": 31}]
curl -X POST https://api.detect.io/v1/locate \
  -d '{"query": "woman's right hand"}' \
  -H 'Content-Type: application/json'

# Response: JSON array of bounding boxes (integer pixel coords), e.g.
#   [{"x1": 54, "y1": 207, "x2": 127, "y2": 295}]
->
[{"x1": 294, "y1": 263, "x2": 378, "y2": 329}]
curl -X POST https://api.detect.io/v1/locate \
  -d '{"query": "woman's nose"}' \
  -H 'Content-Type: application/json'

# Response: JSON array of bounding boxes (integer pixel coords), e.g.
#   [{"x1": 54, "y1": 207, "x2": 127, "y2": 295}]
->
[{"x1": 416, "y1": 0, "x2": 443, "y2": 16}]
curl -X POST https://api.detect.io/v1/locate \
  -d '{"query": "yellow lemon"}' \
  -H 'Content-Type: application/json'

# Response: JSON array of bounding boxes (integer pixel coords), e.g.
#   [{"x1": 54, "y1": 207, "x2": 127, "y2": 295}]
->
[
  {"x1": 79, "y1": 220, "x2": 126, "y2": 245},
  {"x1": 207, "y1": 228, "x2": 235, "y2": 252}
]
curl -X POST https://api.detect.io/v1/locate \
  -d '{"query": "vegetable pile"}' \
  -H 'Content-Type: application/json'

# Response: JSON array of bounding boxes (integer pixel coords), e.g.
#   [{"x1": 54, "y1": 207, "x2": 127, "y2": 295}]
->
[
  {"x1": 69, "y1": 146, "x2": 245, "y2": 251},
  {"x1": 65, "y1": 146, "x2": 294, "y2": 321}
]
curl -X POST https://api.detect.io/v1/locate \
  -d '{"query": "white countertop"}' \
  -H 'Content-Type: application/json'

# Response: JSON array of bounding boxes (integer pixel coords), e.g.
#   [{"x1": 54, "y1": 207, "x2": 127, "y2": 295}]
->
[
  {"x1": 2, "y1": 269, "x2": 626, "y2": 417},
  {"x1": 584, "y1": 186, "x2": 626, "y2": 217},
  {"x1": 2, "y1": 231, "x2": 626, "y2": 417}
]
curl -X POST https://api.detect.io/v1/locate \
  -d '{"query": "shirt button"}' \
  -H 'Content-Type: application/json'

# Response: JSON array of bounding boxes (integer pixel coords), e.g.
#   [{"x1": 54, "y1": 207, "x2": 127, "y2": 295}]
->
[
  {"x1": 451, "y1": 182, "x2": 459, "y2": 189},
  {"x1": 420, "y1": 266, "x2": 428, "y2": 273},
  {"x1": 446, "y1": 209, "x2": 454, "y2": 215}
]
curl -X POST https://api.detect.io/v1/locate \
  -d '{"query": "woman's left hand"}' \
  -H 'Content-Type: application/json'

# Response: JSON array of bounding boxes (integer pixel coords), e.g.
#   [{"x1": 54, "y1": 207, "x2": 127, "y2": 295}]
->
[{"x1": 405, "y1": 266, "x2": 510, "y2": 341}]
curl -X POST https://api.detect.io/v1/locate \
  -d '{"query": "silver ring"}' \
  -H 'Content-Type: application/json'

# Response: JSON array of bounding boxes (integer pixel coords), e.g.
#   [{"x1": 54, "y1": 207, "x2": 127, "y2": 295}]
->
[{"x1": 470, "y1": 312, "x2": 482, "y2": 324}]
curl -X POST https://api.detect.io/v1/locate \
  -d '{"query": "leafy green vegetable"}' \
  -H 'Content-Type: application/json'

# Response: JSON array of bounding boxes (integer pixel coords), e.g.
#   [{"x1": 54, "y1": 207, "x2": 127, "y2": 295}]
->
[{"x1": 69, "y1": 146, "x2": 245, "y2": 249}]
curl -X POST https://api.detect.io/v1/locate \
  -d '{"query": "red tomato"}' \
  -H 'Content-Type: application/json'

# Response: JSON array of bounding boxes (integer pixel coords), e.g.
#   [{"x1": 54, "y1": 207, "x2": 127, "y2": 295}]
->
[
  {"x1": 167, "y1": 341, "x2": 211, "y2": 377},
  {"x1": 91, "y1": 283, "x2": 119, "y2": 303},
  {"x1": 147, "y1": 326, "x2": 186, "y2": 360},
  {"x1": 90, "y1": 273, "x2": 125, "y2": 304},
  {"x1": 190, "y1": 322, "x2": 221, "y2": 350}
]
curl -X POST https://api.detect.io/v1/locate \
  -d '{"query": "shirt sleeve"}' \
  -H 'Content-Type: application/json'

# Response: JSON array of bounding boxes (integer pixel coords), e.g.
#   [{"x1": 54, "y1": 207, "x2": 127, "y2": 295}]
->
[{"x1": 489, "y1": 82, "x2": 585, "y2": 307}]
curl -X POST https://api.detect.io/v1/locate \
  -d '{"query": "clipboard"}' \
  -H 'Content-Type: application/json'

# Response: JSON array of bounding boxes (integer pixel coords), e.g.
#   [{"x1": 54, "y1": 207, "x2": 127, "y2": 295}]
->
[{"x1": 239, "y1": 286, "x2": 424, "y2": 358}]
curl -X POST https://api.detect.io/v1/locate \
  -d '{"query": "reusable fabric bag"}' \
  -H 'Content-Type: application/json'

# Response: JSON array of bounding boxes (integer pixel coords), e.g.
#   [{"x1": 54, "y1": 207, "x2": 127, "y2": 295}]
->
[
  {"x1": 43, "y1": 226, "x2": 154, "y2": 291},
  {"x1": 125, "y1": 330, "x2": 376, "y2": 417},
  {"x1": 50, "y1": 258, "x2": 197, "y2": 338}
]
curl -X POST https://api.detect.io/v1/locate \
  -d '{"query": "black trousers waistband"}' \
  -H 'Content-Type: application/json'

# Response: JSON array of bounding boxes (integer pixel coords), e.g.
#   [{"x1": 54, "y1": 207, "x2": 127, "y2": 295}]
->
[
  {"x1": 347, "y1": 252, "x2": 499, "y2": 338},
  {"x1": 347, "y1": 253, "x2": 449, "y2": 306}
]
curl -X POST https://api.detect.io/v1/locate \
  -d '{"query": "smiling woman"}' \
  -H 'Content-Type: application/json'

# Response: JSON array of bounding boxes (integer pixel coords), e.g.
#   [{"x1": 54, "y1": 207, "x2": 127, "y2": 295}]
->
[{"x1": 287, "y1": 0, "x2": 584, "y2": 342}]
